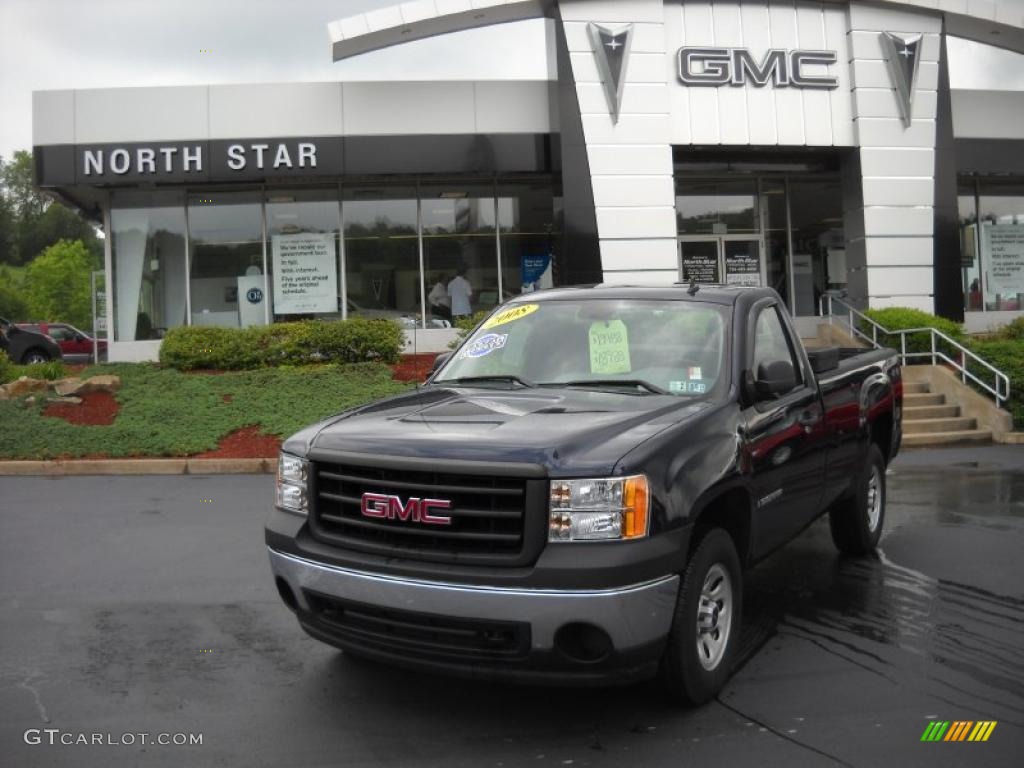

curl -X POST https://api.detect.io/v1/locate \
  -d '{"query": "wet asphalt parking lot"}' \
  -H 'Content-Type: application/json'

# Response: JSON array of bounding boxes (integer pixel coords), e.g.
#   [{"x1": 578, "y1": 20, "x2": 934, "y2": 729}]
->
[{"x1": 1, "y1": 446, "x2": 1022, "y2": 767}]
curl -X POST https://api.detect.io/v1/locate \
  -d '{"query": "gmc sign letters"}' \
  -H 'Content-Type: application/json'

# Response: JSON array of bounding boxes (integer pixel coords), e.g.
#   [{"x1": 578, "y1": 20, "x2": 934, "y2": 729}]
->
[{"x1": 678, "y1": 47, "x2": 839, "y2": 89}]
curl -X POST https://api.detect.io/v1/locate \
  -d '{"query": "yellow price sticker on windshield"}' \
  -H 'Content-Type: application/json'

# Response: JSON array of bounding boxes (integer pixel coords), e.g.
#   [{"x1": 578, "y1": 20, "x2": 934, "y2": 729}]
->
[
  {"x1": 589, "y1": 320, "x2": 631, "y2": 374},
  {"x1": 482, "y1": 303, "x2": 539, "y2": 329}
]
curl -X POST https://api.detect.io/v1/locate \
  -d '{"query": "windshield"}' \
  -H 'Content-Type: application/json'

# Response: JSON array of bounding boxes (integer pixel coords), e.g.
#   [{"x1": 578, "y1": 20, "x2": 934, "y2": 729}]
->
[{"x1": 435, "y1": 299, "x2": 729, "y2": 398}]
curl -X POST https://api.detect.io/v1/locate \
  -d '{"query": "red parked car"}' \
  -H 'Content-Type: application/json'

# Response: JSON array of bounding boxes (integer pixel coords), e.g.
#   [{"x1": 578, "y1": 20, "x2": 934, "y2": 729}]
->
[{"x1": 15, "y1": 322, "x2": 107, "y2": 363}]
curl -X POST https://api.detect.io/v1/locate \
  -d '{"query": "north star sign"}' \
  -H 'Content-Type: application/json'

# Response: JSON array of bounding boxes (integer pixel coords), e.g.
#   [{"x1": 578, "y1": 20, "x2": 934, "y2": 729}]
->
[
  {"x1": 81, "y1": 141, "x2": 319, "y2": 176},
  {"x1": 677, "y1": 47, "x2": 839, "y2": 89}
]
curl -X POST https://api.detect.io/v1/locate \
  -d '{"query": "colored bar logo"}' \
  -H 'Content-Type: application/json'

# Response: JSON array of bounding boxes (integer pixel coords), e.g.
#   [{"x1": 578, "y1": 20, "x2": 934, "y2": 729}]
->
[{"x1": 920, "y1": 721, "x2": 997, "y2": 742}]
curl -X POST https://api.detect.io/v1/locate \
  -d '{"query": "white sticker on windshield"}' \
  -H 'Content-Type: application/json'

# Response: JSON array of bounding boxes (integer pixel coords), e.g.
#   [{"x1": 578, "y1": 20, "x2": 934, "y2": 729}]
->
[
  {"x1": 688, "y1": 366, "x2": 702, "y2": 380},
  {"x1": 462, "y1": 332, "x2": 508, "y2": 359}
]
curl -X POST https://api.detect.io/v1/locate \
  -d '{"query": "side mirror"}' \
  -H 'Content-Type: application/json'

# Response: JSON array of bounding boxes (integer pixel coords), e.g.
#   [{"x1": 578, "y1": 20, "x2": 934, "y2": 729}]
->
[
  {"x1": 754, "y1": 360, "x2": 797, "y2": 399},
  {"x1": 429, "y1": 352, "x2": 451, "y2": 376}
]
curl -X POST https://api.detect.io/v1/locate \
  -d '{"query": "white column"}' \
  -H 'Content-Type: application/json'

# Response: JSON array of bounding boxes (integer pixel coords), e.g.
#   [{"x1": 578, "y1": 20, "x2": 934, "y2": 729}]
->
[
  {"x1": 559, "y1": 0, "x2": 677, "y2": 285},
  {"x1": 847, "y1": 2, "x2": 942, "y2": 313}
]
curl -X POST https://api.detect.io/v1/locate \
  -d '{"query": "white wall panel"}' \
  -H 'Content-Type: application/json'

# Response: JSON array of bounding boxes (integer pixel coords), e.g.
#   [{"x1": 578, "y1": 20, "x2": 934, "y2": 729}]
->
[
  {"x1": 576, "y1": 83, "x2": 670, "y2": 115},
  {"x1": 713, "y1": 1, "x2": 750, "y2": 145},
  {"x1": 864, "y1": 266, "x2": 935, "y2": 294},
  {"x1": 581, "y1": 113, "x2": 671, "y2": 143},
  {"x1": 601, "y1": 269, "x2": 680, "y2": 285},
  {"x1": 863, "y1": 206, "x2": 934, "y2": 236},
  {"x1": 75, "y1": 86, "x2": 209, "y2": 143},
  {"x1": 209, "y1": 83, "x2": 342, "y2": 139},
  {"x1": 864, "y1": 236, "x2": 935, "y2": 266},
  {"x1": 599, "y1": 238, "x2": 678, "y2": 270},
  {"x1": 32, "y1": 91, "x2": 75, "y2": 145},
  {"x1": 767, "y1": 1, "x2": 805, "y2": 145},
  {"x1": 592, "y1": 174, "x2": 674, "y2": 207},
  {"x1": 796, "y1": 3, "x2": 833, "y2": 146},
  {"x1": 859, "y1": 147, "x2": 934, "y2": 177},
  {"x1": 586, "y1": 144, "x2": 673, "y2": 174},
  {"x1": 559, "y1": 0, "x2": 664, "y2": 24},
  {"x1": 865, "y1": 294, "x2": 934, "y2": 311},
  {"x1": 847, "y1": 3, "x2": 942, "y2": 32},
  {"x1": 856, "y1": 118, "x2": 936, "y2": 147},
  {"x1": 952, "y1": 89, "x2": 1024, "y2": 139},
  {"x1": 740, "y1": 2, "x2": 779, "y2": 145},
  {"x1": 474, "y1": 81, "x2": 552, "y2": 132},
  {"x1": 664, "y1": 0, "x2": 692, "y2": 144},
  {"x1": 595, "y1": 206, "x2": 676, "y2": 239},
  {"x1": 342, "y1": 82, "x2": 475, "y2": 134},
  {"x1": 824, "y1": 6, "x2": 855, "y2": 146},
  {"x1": 682, "y1": 0, "x2": 721, "y2": 144},
  {"x1": 851, "y1": 60, "x2": 937, "y2": 91},
  {"x1": 862, "y1": 177, "x2": 934, "y2": 206},
  {"x1": 849, "y1": 31, "x2": 940, "y2": 61},
  {"x1": 569, "y1": 52, "x2": 667, "y2": 84},
  {"x1": 853, "y1": 88, "x2": 937, "y2": 120}
]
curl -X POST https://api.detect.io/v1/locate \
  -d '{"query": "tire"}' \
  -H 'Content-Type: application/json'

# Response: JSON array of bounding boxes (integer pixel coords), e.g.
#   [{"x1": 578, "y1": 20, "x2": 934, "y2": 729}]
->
[
  {"x1": 21, "y1": 348, "x2": 50, "y2": 365},
  {"x1": 661, "y1": 528, "x2": 743, "y2": 706},
  {"x1": 828, "y1": 443, "x2": 886, "y2": 556}
]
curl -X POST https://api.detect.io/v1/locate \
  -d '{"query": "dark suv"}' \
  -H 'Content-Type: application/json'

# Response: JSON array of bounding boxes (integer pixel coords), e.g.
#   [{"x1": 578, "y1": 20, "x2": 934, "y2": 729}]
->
[{"x1": 0, "y1": 317, "x2": 63, "y2": 364}]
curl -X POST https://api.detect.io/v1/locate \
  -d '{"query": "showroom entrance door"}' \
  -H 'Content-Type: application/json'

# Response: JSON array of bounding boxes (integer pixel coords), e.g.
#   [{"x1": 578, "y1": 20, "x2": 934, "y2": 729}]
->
[{"x1": 678, "y1": 236, "x2": 765, "y2": 287}]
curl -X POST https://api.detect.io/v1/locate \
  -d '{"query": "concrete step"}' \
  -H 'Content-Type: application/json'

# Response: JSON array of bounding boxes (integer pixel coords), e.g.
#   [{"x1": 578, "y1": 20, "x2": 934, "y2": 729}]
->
[
  {"x1": 903, "y1": 404, "x2": 960, "y2": 420},
  {"x1": 904, "y1": 393, "x2": 945, "y2": 407},
  {"x1": 903, "y1": 381, "x2": 931, "y2": 394},
  {"x1": 902, "y1": 429, "x2": 993, "y2": 447},
  {"x1": 904, "y1": 417, "x2": 977, "y2": 435}
]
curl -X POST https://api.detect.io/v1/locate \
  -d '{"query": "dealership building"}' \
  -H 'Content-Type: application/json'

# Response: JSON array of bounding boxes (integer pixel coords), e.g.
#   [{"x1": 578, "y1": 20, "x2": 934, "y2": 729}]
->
[{"x1": 32, "y1": 0, "x2": 1024, "y2": 361}]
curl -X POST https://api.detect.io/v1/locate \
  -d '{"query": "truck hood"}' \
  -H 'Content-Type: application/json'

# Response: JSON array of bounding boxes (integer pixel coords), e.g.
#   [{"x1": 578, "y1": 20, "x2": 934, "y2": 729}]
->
[{"x1": 293, "y1": 385, "x2": 712, "y2": 476}]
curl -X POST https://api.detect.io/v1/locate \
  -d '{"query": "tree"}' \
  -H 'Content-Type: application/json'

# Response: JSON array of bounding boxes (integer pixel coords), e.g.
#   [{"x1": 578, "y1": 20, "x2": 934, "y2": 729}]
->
[
  {"x1": 19, "y1": 202, "x2": 103, "y2": 267},
  {"x1": 0, "y1": 266, "x2": 30, "y2": 320},
  {"x1": 24, "y1": 239, "x2": 94, "y2": 328},
  {"x1": 1, "y1": 150, "x2": 47, "y2": 221}
]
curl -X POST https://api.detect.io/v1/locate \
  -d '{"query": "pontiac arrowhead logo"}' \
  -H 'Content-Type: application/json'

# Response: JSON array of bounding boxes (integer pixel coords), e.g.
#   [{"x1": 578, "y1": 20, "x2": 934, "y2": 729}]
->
[
  {"x1": 587, "y1": 23, "x2": 633, "y2": 124},
  {"x1": 880, "y1": 31, "x2": 922, "y2": 128}
]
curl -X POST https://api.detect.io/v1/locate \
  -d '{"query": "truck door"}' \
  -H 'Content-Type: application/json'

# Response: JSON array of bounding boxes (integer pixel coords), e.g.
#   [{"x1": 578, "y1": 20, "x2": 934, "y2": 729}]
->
[{"x1": 742, "y1": 302, "x2": 827, "y2": 558}]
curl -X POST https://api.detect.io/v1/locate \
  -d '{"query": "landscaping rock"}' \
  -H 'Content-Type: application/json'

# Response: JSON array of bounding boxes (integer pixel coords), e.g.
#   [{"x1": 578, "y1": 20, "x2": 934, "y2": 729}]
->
[
  {"x1": 0, "y1": 386, "x2": 8, "y2": 401},
  {"x1": 24, "y1": 395, "x2": 36, "y2": 407},
  {"x1": 47, "y1": 396, "x2": 83, "y2": 405},
  {"x1": 73, "y1": 375, "x2": 123, "y2": 395},
  {"x1": 52, "y1": 377, "x2": 84, "y2": 397},
  {"x1": 6, "y1": 377, "x2": 48, "y2": 398}
]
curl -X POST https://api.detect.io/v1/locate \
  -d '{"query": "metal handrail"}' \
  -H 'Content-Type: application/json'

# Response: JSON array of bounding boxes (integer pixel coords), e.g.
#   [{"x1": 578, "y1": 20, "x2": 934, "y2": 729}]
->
[{"x1": 819, "y1": 295, "x2": 1011, "y2": 407}]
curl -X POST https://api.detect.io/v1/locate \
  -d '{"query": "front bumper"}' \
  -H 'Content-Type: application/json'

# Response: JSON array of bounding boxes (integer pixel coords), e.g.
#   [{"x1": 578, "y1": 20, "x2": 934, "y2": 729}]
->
[{"x1": 269, "y1": 547, "x2": 680, "y2": 685}]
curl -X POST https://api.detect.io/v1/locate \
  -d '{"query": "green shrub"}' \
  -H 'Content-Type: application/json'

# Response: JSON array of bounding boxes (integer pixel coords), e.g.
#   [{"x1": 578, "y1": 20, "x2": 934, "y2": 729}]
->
[
  {"x1": 991, "y1": 316, "x2": 1024, "y2": 341},
  {"x1": 0, "y1": 350, "x2": 68, "y2": 384},
  {"x1": 966, "y1": 338, "x2": 1024, "y2": 428},
  {"x1": 159, "y1": 318, "x2": 403, "y2": 371},
  {"x1": 861, "y1": 307, "x2": 965, "y2": 358}
]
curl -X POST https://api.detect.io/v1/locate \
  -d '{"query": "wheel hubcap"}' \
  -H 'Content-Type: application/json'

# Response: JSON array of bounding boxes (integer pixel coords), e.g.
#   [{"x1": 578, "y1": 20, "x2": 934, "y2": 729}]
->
[
  {"x1": 866, "y1": 466, "x2": 882, "y2": 532},
  {"x1": 695, "y1": 563, "x2": 732, "y2": 671}
]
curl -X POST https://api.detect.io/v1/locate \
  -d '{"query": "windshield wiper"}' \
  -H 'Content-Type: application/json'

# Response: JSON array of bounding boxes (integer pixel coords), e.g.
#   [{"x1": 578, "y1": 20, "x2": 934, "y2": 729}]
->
[
  {"x1": 437, "y1": 375, "x2": 535, "y2": 389},
  {"x1": 541, "y1": 379, "x2": 671, "y2": 395}
]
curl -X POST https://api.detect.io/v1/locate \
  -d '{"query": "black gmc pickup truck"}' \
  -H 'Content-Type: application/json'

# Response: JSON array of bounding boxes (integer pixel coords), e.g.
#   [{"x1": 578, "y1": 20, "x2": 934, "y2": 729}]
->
[{"x1": 266, "y1": 284, "x2": 902, "y2": 704}]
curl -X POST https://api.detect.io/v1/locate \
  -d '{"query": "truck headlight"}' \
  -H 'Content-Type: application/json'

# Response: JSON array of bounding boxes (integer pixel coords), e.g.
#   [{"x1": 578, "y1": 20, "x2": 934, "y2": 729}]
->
[
  {"x1": 276, "y1": 452, "x2": 309, "y2": 515},
  {"x1": 548, "y1": 475, "x2": 649, "y2": 542}
]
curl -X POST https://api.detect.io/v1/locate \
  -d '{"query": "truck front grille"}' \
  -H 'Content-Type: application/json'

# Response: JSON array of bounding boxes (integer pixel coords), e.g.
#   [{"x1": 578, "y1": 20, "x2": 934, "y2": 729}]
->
[
  {"x1": 304, "y1": 592, "x2": 530, "y2": 660},
  {"x1": 309, "y1": 459, "x2": 545, "y2": 566}
]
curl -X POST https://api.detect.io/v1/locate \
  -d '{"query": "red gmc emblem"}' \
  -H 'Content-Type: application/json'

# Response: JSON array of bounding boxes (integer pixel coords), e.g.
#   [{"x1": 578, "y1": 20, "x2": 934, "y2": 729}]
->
[{"x1": 360, "y1": 492, "x2": 453, "y2": 526}]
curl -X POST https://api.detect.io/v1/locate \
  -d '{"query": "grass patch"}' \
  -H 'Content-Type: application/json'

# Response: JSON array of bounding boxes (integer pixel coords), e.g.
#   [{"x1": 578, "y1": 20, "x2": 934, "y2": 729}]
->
[{"x1": 0, "y1": 362, "x2": 412, "y2": 459}]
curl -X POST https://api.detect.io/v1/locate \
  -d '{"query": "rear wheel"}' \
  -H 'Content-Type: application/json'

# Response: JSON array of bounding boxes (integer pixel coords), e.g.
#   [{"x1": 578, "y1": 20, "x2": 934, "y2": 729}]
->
[
  {"x1": 829, "y1": 443, "x2": 886, "y2": 556},
  {"x1": 661, "y1": 528, "x2": 742, "y2": 705},
  {"x1": 21, "y1": 348, "x2": 50, "y2": 364}
]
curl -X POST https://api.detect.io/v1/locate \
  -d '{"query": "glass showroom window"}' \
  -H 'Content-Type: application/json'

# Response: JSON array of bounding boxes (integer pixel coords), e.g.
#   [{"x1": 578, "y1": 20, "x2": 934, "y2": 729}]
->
[
  {"x1": 977, "y1": 182, "x2": 1024, "y2": 311},
  {"x1": 342, "y1": 186, "x2": 420, "y2": 329},
  {"x1": 499, "y1": 180, "x2": 557, "y2": 298},
  {"x1": 110, "y1": 190, "x2": 187, "y2": 341},
  {"x1": 265, "y1": 188, "x2": 341, "y2": 322},
  {"x1": 187, "y1": 191, "x2": 263, "y2": 328},
  {"x1": 676, "y1": 179, "x2": 759, "y2": 235},
  {"x1": 420, "y1": 183, "x2": 498, "y2": 324},
  {"x1": 761, "y1": 179, "x2": 789, "y2": 307},
  {"x1": 787, "y1": 179, "x2": 845, "y2": 316},
  {"x1": 959, "y1": 181, "x2": 982, "y2": 312}
]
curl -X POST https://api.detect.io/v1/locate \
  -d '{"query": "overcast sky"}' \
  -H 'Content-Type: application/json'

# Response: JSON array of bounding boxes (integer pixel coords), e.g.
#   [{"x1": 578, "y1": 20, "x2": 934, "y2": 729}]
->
[{"x1": 2, "y1": 0, "x2": 1024, "y2": 160}]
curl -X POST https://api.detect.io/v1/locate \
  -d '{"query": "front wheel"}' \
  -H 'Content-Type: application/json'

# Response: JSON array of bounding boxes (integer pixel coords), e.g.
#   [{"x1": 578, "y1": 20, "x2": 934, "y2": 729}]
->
[
  {"x1": 21, "y1": 348, "x2": 50, "y2": 364},
  {"x1": 661, "y1": 528, "x2": 742, "y2": 706},
  {"x1": 828, "y1": 443, "x2": 886, "y2": 556}
]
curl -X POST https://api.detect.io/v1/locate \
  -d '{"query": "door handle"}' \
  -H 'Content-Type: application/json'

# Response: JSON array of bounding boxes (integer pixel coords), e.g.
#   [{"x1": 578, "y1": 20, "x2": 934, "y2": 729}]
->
[{"x1": 797, "y1": 409, "x2": 820, "y2": 427}]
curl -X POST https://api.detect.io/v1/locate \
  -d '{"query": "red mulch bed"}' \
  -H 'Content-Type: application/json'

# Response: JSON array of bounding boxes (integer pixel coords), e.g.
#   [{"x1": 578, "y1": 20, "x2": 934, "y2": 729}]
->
[
  {"x1": 194, "y1": 426, "x2": 282, "y2": 458},
  {"x1": 42, "y1": 391, "x2": 120, "y2": 426},
  {"x1": 391, "y1": 353, "x2": 439, "y2": 382}
]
